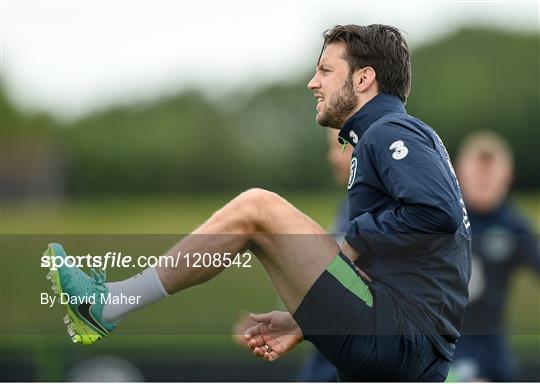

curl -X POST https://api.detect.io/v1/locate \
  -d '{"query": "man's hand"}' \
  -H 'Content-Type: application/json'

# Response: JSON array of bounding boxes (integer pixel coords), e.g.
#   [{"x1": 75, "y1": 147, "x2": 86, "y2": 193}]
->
[
  {"x1": 231, "y1": 311, "x2": 258, "y2": 348},
  {"x1": 243, "y1": 311, "x2": 303, "y2": 362}
]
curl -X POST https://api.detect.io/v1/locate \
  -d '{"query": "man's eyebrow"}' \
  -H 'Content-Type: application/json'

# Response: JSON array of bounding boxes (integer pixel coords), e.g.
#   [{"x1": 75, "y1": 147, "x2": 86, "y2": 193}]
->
[{"x1": 317, "y1": 62, "x2": 332, "y2": 70}]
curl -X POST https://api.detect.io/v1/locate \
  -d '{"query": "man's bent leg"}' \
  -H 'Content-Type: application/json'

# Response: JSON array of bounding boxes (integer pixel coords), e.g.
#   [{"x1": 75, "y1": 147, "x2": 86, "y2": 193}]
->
[
  {"x1": 47, "y1": 188, "x2": 338, "y2": 344},
  {"x1": 157, "y1": 188, "x2": 340, "y2": 313}
]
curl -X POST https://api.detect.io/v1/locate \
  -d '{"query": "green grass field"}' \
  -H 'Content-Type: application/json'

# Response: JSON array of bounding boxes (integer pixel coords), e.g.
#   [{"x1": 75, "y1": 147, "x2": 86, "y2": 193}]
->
[{"x1": 1, "y1": 191, "x2": 538, "y2": 380}]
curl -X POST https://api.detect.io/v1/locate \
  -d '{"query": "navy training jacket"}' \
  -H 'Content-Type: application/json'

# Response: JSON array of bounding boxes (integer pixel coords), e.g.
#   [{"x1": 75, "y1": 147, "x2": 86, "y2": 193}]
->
[{"x1": 338, "y1": 92, "x2": 472, "y2": 360}]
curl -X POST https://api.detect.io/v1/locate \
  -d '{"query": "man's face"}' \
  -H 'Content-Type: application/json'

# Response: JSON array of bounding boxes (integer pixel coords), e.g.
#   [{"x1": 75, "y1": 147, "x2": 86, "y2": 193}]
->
[
  {"x1": 307, "y1": 42, "x2": 359, "y2": 129},
  {"x1": 457, "y1": 151, "x2": 512, "y2": 213}
]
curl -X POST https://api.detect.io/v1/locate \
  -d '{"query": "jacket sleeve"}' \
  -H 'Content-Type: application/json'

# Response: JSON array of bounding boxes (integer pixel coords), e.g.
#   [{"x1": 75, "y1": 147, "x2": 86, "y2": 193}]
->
[{"x1": 346, "y1": 122, "x2": 465, "y2": 254}]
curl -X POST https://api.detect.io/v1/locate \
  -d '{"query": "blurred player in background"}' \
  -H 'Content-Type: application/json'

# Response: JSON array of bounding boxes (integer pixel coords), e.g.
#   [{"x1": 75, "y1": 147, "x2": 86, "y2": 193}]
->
[{"x1": 450, "y1": 131, "x2": 540, "y2": 381}]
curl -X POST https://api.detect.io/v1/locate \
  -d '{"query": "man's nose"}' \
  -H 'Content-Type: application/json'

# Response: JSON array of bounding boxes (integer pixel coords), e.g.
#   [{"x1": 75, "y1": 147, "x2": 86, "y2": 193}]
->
[{"x1": 307, "y1": 75, "x2": 320, "y2": 91}]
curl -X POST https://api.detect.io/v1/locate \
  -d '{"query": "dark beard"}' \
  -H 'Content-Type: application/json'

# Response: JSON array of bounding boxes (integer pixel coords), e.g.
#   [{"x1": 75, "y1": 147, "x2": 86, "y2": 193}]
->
[{"x1": 317, "y1": 75, "x2": 358, "y2": 128}]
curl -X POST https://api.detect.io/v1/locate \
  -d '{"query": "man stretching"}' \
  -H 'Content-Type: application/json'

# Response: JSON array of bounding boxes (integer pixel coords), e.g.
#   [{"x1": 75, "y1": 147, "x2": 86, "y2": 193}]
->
[{"x1": 46, "y1": 24, "x2": 471, "y2": 381}]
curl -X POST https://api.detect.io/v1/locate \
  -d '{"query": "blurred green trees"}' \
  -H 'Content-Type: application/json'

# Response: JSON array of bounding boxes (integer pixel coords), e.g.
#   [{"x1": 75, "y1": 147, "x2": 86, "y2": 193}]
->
[
  {"x1": 1, "y1": 27, "x2": 538, "y2": 197},
  {"x1": 408, "y1": 28, "x2": 539, "y2": 189}
]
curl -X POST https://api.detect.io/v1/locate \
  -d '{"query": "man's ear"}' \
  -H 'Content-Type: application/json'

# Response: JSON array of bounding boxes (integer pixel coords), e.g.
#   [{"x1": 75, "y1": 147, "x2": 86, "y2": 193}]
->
[{"x1": 353, "y1": 67, "x2": 377, "y2": 93}]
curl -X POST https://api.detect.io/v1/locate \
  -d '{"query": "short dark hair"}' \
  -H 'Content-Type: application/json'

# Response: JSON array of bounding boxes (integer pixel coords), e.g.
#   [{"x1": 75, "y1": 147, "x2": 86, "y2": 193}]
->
[{"x1": 321, "y1": 24, "x2": 411, "y2": 103}]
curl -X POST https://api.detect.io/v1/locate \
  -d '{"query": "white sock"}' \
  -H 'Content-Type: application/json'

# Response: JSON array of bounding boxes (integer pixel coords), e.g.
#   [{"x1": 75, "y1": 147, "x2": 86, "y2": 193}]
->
[{"x1": 102, "y1": 267, "x2": 169, "y2": 323}]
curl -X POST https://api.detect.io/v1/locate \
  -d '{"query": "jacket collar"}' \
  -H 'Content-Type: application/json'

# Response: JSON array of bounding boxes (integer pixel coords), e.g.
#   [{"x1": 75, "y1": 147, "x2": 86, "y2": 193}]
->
[{"x1": 338, "y1": 92, "x2": 406, "y2": 147}]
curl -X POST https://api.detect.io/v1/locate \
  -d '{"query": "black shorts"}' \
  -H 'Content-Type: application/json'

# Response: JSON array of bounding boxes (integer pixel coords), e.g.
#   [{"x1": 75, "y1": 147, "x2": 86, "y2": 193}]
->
[{"x1": 292, "y1": 252, "x2": 450, "y2": 382}]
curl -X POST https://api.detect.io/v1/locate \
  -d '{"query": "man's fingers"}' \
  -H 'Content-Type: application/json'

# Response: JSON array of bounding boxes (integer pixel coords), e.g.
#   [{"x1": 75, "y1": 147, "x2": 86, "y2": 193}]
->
[
  {"x1": 244, "y1": 323, "x2": 267, "y2": 348},
  {"x1": 233, "y1": 313, "x2": 258, "y2": 335},
  {"x1": 247, "y1": 334, "x2": 266, "y2": 348},
  {"x1": 249, "y1": 312, "x2": 272, "y2": 323},
  {"x1": 243, "y1": 323, "x2": 262, "y2": 338},
  {"x1": 263, "y1": 350, "x2": 280, "y2": 362},
  {"x1": 252, "y1": 347, "x2": 280, "y2": 362},
  {"x1": 253, "y1": 346, "x2": 265, "y2": 357}
]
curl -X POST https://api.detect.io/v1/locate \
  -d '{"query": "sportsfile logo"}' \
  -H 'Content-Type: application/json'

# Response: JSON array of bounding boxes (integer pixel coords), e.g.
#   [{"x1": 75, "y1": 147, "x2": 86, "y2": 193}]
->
[
  {"x1": 42, "y1": 251, "x2": 139, "y2": 270},
  {"x1": 41, "y1": 251, "x2": 253, "y2": 270}
]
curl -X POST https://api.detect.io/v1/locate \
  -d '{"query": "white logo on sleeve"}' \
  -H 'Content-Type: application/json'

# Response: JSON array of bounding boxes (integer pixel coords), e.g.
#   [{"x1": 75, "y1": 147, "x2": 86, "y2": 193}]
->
[
  {"x1": 349, "y1": 131, "x2": 359, "y2": 144},
  {"x1": 347, "y1": 157, "x2": 357, "y2": 189},
  {"x1": 389, "y1": 140, "x2": 408, "y2": 160}
]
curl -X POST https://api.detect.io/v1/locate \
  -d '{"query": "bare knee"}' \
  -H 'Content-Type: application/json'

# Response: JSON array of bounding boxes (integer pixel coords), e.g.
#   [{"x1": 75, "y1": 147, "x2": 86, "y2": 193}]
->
[
  {"x1": 198, "y1": 188, "x2": 288, "y2": 235},
  {"x1": 240, "y1": 188, "x2": 281, "y2": 204},
  {"x1": 236, "y1": 188, "x2": 286, "y2": 231}
]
